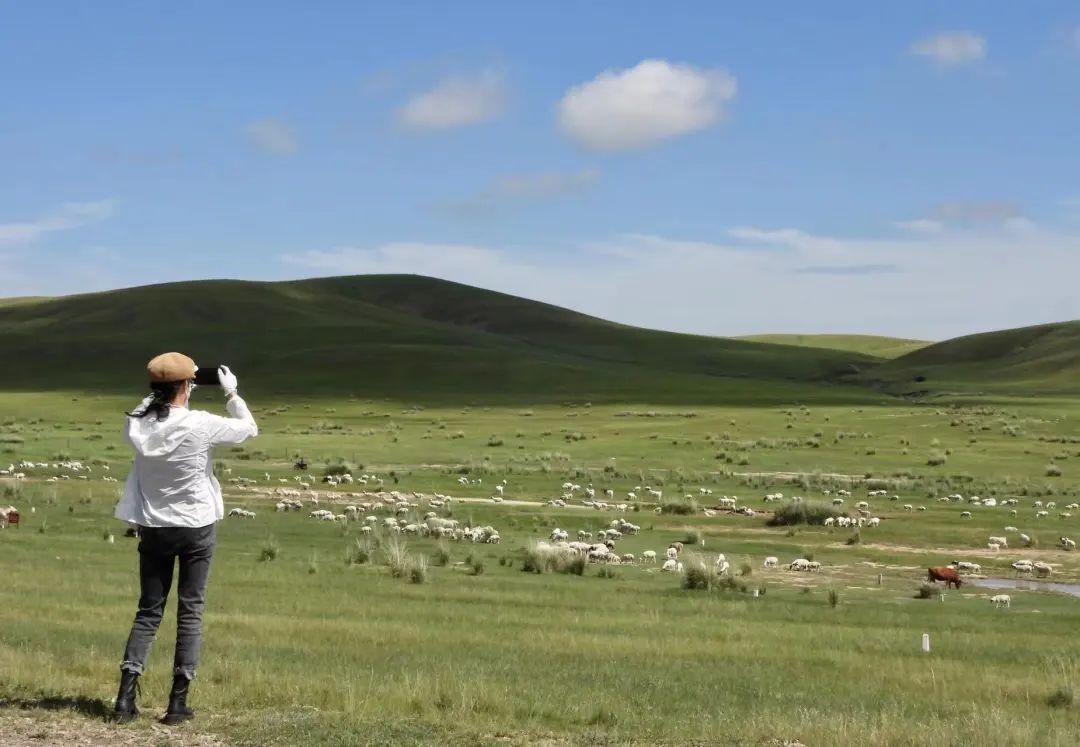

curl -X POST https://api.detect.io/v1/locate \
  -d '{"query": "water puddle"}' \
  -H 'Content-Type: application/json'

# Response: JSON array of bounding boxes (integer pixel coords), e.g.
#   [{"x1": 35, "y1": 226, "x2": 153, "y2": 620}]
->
[{"x1": 970, "y1": 577, "x2": 1080, "y2": 598}]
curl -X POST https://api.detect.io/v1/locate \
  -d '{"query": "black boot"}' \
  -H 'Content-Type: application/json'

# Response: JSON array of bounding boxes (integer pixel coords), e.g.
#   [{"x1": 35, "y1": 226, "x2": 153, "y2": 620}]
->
[
  {"x1": 111, "y1": 669, "x2": 140, "y2": 724},
  {"x1": 163, "y1": 674, "x2": 195, "y2": 725}
]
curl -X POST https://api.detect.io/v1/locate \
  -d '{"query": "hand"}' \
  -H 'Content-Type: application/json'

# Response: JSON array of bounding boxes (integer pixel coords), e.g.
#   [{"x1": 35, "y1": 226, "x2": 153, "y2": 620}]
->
[{"x1": 218, "y1": 365, "x2": 238, "y2": 396}]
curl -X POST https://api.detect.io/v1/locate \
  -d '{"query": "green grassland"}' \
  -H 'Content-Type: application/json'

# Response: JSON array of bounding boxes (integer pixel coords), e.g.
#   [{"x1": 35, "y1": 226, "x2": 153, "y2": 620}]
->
[
  {"x1": 2, "y1": 391, "x2": 1080, "y2": 745},
  {"x1": 738, "y1": 333, "x2": 931, "y2": 359},
  {"x1": 1, "y1": 277, "x2": 1079, "y2": 744}
]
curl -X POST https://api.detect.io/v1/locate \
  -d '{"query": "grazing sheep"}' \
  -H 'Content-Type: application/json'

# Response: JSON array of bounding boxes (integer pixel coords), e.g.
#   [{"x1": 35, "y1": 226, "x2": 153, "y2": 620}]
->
[
  {"x1": 1034, "y1": 561, "x2": 1053, "y2": 578},
  {"x1": 988, "y1": 536, "x2": 1007, "y2": 548},
  {"x1": 788, "y1": 558, "x2": 811, "y2": 571},
  {"x1": 661, "y1": 558, "x2": 679, "y2": 572},
  {"x1": 665, "y1": 547, "x2": 678, "y2": 561},
  {"x1": 1019, "y1": 533, "x2": 1032, "y2": 546},
  {"x1": 763, "y1": 556, "x2": 778, "y2": 569},
  {"x1": 1060, "y1": 537, "x2": 1076, "y2": 551},
  {"x1": 642, "y1": 550, "x2": 657, "y2": 564},
  {"x1": 990, "y1": 594, "x2": 1011, "y2": 609},
  {"x1": 1012, "y1": 560, "x2": 1034, "y2": 575}
]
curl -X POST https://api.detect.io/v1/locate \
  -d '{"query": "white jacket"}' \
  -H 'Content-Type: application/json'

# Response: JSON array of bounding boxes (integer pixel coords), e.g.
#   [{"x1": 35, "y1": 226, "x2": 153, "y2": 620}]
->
[{"x1": 114, "y1": 394, "x2": 258, "y2": 528}]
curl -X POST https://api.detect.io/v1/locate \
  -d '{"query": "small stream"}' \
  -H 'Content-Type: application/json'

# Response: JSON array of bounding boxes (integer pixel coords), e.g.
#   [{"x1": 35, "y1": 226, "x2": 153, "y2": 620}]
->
[{"x1": 970, "y1": 577, "x2": 1080, "y2": 598}]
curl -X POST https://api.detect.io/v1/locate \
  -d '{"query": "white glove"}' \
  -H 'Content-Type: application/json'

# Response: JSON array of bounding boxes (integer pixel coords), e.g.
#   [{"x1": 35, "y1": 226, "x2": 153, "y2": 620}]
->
[{"x1": 219, "y1": 365, "x2": 238, "y2": 396}]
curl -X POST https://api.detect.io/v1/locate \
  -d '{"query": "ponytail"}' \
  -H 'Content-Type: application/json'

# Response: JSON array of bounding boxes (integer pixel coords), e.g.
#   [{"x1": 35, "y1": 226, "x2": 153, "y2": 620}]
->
[{"x1": 127, "y1": 380, "x2": 186, "y2": 421}]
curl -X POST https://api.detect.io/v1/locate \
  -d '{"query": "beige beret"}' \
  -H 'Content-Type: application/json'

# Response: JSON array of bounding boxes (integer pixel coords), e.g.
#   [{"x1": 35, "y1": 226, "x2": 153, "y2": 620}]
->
[{"x1": 147, "y1": 352, "x2": 197, "y2": 383}]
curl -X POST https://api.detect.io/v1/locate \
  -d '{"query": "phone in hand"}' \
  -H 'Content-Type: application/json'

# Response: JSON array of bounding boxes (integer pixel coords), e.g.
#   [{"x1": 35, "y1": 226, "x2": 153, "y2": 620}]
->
[{"x1": 194, "y1": 366, "x2": 222, "y2": 387}]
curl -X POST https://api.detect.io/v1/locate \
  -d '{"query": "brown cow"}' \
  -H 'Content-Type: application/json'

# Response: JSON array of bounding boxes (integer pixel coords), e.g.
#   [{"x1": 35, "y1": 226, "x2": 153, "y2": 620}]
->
[{"x1": 927, "y1": 566, "x2": 962, "y2": 589}]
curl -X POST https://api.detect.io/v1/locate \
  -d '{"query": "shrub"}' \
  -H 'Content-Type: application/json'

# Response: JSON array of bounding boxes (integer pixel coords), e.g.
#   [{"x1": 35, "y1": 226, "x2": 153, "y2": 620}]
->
[
  {"x1": 927, "y1": 451, "x2": 947, "y2": 467},
  {"x1": 660, "y1": 498, "x2": 697, "y2": 515},
  {"x1": 324, "y1": 462, "x2": 355, "y2": 477},
  {"x1": 409, "y1": 556, "x2": 428, "y2": 584},
  {"x1": 739, "y1": 562, "x2": 752, "y2": 576},
  {"x1": 1047, "y1": 686, "x2": 1073, "y2": 709},
  {"x1": 260, "y1": 537, "x2": 279, "y2": 562},
  {"x1": 431, "y1": 541, "x2": 452, "y2": 567},
  {"x1": 596, "y1": 567, "x2": 618, "y2": 579},
  {"x1": 827, "y1": 589, "x2": 840, "y2": 608},
  {"x1": 469, "y1": 559, "x2": 485, "y2": 576},
  {"x1": 560, "y1": 555, "x2": 586, "y2": 576},
  {"x1": 915, "y1": 583, "x2": 937, "y2": 599},
  {"x1": 347, "y1": 538, "x2": 372, "y2": 565},
  {"x1": 682, "y1": 555, "x2": 719, "y2": 590},
  {"x1": 683, "y1": 528, "x2": 703, "y2": 545},
  {"x1": 308, "y1": 553, "x2": 319, "y2": 575},
  {"x1": 767, "y1": 500, "x2": 840, "y2": 527},
  {"x1": 846, "y1": 529, "x2": 862, "y2": 545},
  {"x1": 382, "y1": 535, "x2": 410, "y2": 577},
  {"x1": 1046, "y1": 464, "x2": 1063, "y2": 477}
]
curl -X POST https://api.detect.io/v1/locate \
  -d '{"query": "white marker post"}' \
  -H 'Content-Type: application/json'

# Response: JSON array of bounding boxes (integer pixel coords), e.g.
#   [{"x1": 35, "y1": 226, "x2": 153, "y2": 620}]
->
[{"x1": 921, "y1": 633, "x2": 931, "y2": 654}]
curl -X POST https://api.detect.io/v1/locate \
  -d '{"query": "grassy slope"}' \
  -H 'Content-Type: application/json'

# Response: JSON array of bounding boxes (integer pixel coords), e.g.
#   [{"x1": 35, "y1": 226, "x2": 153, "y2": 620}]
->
[
  {"x1": 739, "y1": 333, "x2": 930, "y2": 359},
  {"x1": 862, "y1": 321, "x2": 1080, "y2": 395},
  {"x1": 0, "y1": 274, "x2": 879, "y2": 404}
]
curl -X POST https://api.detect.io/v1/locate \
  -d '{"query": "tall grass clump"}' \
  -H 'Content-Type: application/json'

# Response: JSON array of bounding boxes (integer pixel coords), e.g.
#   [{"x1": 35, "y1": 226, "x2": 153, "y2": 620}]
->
[
  {"x1": 682, "y1": 555, "x2": 719, "y2": 590},
  {"x1": 915, "y1": 583, "x2": 937, "y2": 599},
  {"x1": 1046, "y1": 463, "x2": 1063, "y2": 477},
  {"x1": 260, "y1": 536, "x2": 279, "y2": 562},
  {"x1": 767, "y1": 500, "x2": 840, "y2": 527},
  {"x1": 408, "y1": 556, "x2": 428, "y2": 584},
  {"x1": 659, "y1": 496, "x2": 698, "y2": 515},
  {"x1": 347, "y1": 537, "x2": 372, "y2": 565},
  {"x1": 522, "y1": 540, "x2": 583, "y2": 574},
  {"x1": 382, "y1": 535, "x2": 410, "y2": 577},
  {"x1": 827, "y1": 588, "x2": 840, "y2": 608},
  {"x1": 431, "y1": 540, "x2": 452, "y2": 567}
]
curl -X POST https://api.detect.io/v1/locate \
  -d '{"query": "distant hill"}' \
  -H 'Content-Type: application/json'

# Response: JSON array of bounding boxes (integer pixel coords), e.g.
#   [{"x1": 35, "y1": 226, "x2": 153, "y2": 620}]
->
[
  {"x1": 737, "y1": 334, "x2": 930, "y2": 360},
  {"x1": 858, "y1": 321, "x2": 1080, "y2": 395},
  {"x1": 0, "y1": 275, "x2": 879, "y2": 404}
]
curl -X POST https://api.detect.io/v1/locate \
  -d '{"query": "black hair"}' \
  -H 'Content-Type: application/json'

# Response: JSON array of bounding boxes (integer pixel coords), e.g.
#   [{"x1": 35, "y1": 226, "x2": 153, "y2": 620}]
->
[{"x1": 127, "y1": 380, "x2": 188, "y2": 421}]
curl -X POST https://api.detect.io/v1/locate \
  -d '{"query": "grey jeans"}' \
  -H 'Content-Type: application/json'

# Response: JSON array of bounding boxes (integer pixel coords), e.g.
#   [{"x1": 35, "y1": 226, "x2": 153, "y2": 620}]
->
[{"x1": 120, "y1": 524, "x2": 216, "y2": 680}]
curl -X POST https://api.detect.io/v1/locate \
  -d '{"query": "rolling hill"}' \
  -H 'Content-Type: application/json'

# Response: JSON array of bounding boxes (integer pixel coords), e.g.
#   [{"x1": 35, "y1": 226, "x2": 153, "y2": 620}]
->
[
  {"x1": 0, "y1": 275, "x2": 880, "y2": 403},
  {"x1": 737, "y1": 334, "x2": 930, "y2": 360},
  {"x1": 857, "y1": 320, "x2": 1080, "y2": 396}
]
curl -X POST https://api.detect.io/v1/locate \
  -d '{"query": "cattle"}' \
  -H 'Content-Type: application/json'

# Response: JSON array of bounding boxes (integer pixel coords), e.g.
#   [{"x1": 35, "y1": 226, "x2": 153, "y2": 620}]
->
[{"x1": 927, "y1": 566, "x2": 962, "y2": 589}]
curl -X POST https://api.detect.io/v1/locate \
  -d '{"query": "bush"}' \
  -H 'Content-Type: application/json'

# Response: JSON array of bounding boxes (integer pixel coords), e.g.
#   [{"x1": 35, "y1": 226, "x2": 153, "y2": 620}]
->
[
  {"x1": 767, "y1": 500, "x2": 840, "y2": 527},
  {"x1": 739, "y1": 562, "x2": 752, "y2": 577},
  {"x1": 260, "y1": 537, "x2": 279, "y2": 562},
  {"x1": 915, "y1": 583, "x2": 937, "y2": 599},
  {"x1": 431, "y1": 541, "x2": 452, "y2": 567},
  {"x1": 523, "y1": 540, "x2": 581, "y2": 574},
  {"x1": 846, "y1": 529, "x2": 862, "y2": 545},
  {"x1": 682, "y1": 556, "x2": 719, "y2": 590},
  {"x1": 469, "y1": 559, "x2": 485, "y2": 576},
  {"x1": 1046, "y1": 464, "x2": 1063, "y2": 477},
  {"x1": 409, "y1": 556, "x2": 428, "y2": 584},
  {"x1": 660, "y1": 498, "x2": 697, "y2": 515},
  {"x1": 596, "y1": 567, "x2": 618, "y2": 579},
  {"x1": 927, "y1": 451, "x2": 947, "y2": 467},
  {"x1": 827, "y1": 588, "x2": 840, "y2": 608},
  {"x1": 1047, "y1": 686, "x2": 1073, "y2": 709},
  {"x1": 347, "y1": 538, "x2": 371, "y2": 565},
  {"x1": 323, "y1": 462, "x2": 355, "y2": 477},
  {"x1": 683, "y1": 528, "x2": 703, "y2": 545}
]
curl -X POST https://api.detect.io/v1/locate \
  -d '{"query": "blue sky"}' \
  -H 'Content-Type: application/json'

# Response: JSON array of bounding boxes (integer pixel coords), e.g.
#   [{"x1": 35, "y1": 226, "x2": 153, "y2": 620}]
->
[{"x1": 2, "y1": 1, "x2": 1079, "y2": 338}]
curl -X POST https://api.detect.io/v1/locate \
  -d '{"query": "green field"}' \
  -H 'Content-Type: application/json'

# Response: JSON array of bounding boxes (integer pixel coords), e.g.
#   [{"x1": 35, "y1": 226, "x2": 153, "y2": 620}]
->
[
  {"x1": 737, "y1": 333, "x2": 931, "y2": 360},
  {"x1": 1, "y1": 277, "x2": 1079, "y2": 745},
  {"x1": 2, "y1": 389, "x2": 1080, "y2": 745}
]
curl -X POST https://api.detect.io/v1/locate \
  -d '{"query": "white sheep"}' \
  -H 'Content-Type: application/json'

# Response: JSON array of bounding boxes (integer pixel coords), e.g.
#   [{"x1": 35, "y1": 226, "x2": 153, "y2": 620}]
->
[
  {"x1": 642, "y1": 550, "x2": 657, "y2": 564},
  {"x1": 990, "y1": 594, "x2": 1011, "y2": 608},
  {"x1": 763, "y1": 556, "x2": 778, "y2": 569}
]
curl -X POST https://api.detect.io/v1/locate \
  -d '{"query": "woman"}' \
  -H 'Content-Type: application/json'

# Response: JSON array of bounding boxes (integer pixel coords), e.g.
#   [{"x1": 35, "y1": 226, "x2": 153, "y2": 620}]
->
[{"x1": 111, "y1": 352, "x2": 258, "y2": 725}]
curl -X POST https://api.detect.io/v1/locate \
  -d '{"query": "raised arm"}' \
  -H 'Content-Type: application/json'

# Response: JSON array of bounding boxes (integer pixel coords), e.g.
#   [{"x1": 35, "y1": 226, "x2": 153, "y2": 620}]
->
[{"x1": 205, "y1": 366, "x2": 258, "y2": 446}]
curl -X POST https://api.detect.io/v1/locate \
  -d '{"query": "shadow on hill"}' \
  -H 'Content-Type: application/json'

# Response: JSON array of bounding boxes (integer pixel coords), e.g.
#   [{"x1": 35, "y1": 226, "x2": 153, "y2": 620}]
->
[{"x1": 0, "y1": 694, "x2": 112, "y2": 719}]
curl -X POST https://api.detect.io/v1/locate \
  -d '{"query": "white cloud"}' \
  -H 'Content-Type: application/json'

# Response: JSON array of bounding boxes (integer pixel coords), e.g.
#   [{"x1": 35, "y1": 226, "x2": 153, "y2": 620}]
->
[
  {"x1": 397, "y1": 71, "x2": 507, "y2": 131},
  {"x1": 558, "y1": 59, "x2": 737, "y2": 151},
  {"x1": 440, "y1": 168, "x2": 600, "y2": 217},
  {"x1": 910, "y1": 31, "x2": 987, "y2": 67},
  {"x1": 895, "y1": 219, "x2": 945, "y2": 234},
  {"x1": 279, "y1": 219, "x2": 1080, "y2": 340},
  {"x1": 0, "y1": 200, "x2": 115, "y2": 247},
  {"x1": 246, "y1": 118, "x2": 299, "y2": 156}
]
